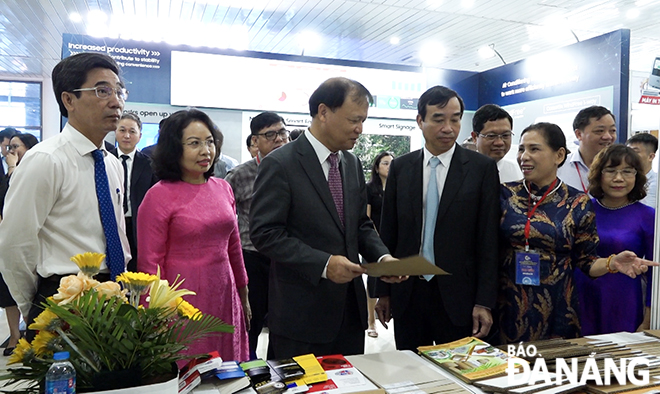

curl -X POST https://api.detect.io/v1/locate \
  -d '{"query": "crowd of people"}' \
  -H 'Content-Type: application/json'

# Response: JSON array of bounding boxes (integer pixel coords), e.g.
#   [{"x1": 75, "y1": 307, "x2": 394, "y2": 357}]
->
[{"x1": 0, "y1": 51, "x2": 657, "y2": 363}]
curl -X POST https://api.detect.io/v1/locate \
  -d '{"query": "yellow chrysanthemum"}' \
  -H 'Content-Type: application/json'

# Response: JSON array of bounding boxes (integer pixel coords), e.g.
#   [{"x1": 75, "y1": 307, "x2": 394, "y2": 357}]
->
[
  {"x1": 117, "y1": 272, "x2": 159, "y2": 308},
  {"x1": 70, "y1": 252, "x2": 105, "y2": 277},
  {"x1": 28, "y1": 309, "x2": 61, "y2": 332},
  {"x1": 31, "y1": 330, "x2": 61, "y2": 357},
  {"x1": 176, "y1": 298, "x2": 202, "y2": 320},
  {"x1": 116, "y1": 272, "x2": 159, "y2": 294},
  {"x1": 7, "y1": 338, "x2": 34, "y2": 365},
  {"x1": 148, "y1": 266, "x2": 196, "y2": 311}
]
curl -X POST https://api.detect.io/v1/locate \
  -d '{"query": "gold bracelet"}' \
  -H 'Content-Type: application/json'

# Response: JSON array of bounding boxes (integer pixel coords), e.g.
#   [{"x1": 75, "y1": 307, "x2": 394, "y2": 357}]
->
[{"x1": 606, "y1": 254, "x2": 618, "y2": 274}]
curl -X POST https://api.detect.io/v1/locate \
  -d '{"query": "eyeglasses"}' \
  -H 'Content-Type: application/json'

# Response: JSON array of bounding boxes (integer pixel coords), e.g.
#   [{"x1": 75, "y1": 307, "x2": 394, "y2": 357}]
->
[
  {"x1": 183, "y1": 139, "x2": 215, "y2": 150},
  {"x1": 257, "y1": 130, "x2": 290, "y2": 141},
  {"x1": 478, "y1": 132, "x2": 514, "y2": 141},
  {"x1": 72, "y1": 86, "x2": 129, "y2": 101},
  {"x1": 8, "y1": 144, "x2": 23, "y2": 150},
  {"x1": 602, "y1": 168, "x2": 637, "y2": 178}
]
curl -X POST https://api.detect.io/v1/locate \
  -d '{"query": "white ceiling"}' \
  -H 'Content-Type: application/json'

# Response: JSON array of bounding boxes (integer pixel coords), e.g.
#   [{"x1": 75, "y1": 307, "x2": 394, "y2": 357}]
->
[{"x1": 1, "y1": 0, "x2": 659, "y2": 80}]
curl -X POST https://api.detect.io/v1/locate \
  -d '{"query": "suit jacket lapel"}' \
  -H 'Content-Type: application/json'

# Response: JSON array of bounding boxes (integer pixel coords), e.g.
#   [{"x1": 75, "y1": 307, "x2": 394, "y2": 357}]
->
[
  {"x1": 407, "y1": 151, "x2": 424, "y2": 235},
  {"x1": 437, "y1": 144, "x2": 468, "y2": 221},
  {"x1": 130, "y1": 152, "x2": 147, "y2": 189},
  {"x1": 296, "y1": 135, "x2": 345, "y2": 232}
]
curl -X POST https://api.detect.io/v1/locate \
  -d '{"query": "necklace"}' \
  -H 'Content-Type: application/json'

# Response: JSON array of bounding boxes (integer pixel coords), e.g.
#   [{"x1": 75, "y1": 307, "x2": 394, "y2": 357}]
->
[
  {"x1": 596, "y1": 199, "x2": 635, "y2": 210},
  {"x1": 523, "y1": 179, "x2": 563, "y2": 203}
]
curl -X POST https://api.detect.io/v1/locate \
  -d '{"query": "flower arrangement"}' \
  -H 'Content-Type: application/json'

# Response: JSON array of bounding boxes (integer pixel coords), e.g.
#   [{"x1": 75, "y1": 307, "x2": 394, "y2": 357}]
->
[{"x1": 0, "y1": 253, "x2": 233, "y2": 393}]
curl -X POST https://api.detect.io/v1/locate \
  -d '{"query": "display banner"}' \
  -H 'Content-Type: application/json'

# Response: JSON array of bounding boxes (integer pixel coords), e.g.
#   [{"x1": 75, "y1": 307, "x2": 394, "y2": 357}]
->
[{"x1": 479, "y1": 29, "x2": 630, "y2": 138}]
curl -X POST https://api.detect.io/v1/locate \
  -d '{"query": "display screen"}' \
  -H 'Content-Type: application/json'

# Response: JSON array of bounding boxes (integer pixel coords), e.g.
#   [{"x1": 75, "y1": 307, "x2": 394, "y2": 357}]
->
[
  {"x1": 170, "y1": 51, "x2": 426, "y2": 119},
  {"x1": 137, "y1": 123, "x2": 159, "y2": 150}
]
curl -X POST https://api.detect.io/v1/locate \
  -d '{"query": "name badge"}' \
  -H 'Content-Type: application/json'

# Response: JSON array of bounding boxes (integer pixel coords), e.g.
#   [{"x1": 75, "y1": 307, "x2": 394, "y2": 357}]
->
[{"x1": 515, "y1": 251, "x2": 540, "y2": 286}]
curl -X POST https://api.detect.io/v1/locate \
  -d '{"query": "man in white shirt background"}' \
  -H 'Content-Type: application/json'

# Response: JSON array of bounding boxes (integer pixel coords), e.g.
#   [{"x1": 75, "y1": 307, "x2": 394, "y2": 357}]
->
[
  {"x1": 627, "y1": 132, "x2": 658, "y2": 209},
  {"x1": 111, "y1": 112, "x2": 158, "y2": 271},
  {"x1": 470, "y1": 104, "x2": 522, "y2": 183},
  {"x1": 0, "y1": 52, "x2": 131, "y2": 340},
  {"x1": 557, "y1": 106, "x2": 617, "y2": 193}
]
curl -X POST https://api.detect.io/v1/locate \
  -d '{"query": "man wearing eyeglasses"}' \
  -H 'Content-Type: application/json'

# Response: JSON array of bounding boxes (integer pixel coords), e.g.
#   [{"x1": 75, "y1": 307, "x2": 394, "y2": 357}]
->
[
  {"x1": 225, "y1": 111, "x2": 289, "y2": 357},
  {"x1": 0, "y1": 52, "x2": 131, "y2": 339},
  {"x1": 471, "y1": 104, "x2": 522, "y2": 183}
]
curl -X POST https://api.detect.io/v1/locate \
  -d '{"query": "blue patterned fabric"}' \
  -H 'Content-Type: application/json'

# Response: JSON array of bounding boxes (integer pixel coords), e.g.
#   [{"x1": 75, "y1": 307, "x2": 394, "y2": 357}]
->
[
  {"x1": 498, "y1": 180, "x2": 599, "y2": 342},
  {"x1": 92, "y1": 149, "x2": 125, "y2": 280}
]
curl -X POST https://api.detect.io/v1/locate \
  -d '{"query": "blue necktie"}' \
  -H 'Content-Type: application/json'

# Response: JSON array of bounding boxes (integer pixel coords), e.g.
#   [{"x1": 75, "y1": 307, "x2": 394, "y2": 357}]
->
[
  {"x1": 422, "y1": 157, "x2": 440, "y2": 281},
  {"x1": 92, "y1": 149, "x2": 125, "y2": 280}
]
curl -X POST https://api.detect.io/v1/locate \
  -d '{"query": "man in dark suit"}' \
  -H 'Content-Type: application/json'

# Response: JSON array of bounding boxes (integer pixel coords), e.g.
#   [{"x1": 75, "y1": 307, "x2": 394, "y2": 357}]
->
[
  {"x1": 250, "y1": 77, "x2": 401, "y2": 358},
  {"x1": 111, "y1": 113, "x2": 157, "y2": 271},
  {"x1": 375, "y1": 86, "x2": 500, "y2": 351}
]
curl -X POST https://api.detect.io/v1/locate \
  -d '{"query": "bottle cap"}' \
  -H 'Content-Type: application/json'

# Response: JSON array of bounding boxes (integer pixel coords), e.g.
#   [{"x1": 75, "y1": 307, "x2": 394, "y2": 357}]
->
[{"x1": 53, "y1": 351, "x2": 70, "y2": 361}]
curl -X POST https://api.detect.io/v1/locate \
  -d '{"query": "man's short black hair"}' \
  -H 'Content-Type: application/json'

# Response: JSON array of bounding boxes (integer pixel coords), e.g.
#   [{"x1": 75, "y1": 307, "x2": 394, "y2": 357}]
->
[
  {"x1": 52, "y1": 52, "x2": 122, "y2": 118},
  {"x1": 251, "y1": 112, "x2": 285, "y2": 135},
  {"x1": 0, "y1": 127, "x2": 18, "y2": 142},
  {"x1": 246, "y1": 134, "x2": 255, "y2": 149},
  {"x1": 309, "y1": 77, "x2": 373, "y2": 117},
  {"x1": 472, "y1": 104, "x2": 512, "y2": 133},
  {"x1": 120, "y1": 113, "x2": 142, "y2": 131},
  {"x1": 572, "y1": 106, "x2": 615, "y2": 131},
  {"x1": 627, "y1": 133, "x2": 658, "y2": 154},
  {"x1": 417, "y1": 86, "x2": 464, "y2": 121},
  {"x1": 152, "y1": 109, "x2": 222, "y2": 181}
]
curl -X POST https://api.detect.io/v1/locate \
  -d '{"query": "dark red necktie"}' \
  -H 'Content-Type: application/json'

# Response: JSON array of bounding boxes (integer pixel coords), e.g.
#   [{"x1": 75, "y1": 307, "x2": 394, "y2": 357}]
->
[{"x1": 328, "y1": 152, "x2": 344, "y2": 227}]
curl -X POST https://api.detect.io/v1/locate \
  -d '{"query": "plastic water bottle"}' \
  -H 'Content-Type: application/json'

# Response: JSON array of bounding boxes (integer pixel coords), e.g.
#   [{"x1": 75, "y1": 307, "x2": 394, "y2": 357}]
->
[{"x1": 45, "y1": 351, "x2": 76, "y2": 394}]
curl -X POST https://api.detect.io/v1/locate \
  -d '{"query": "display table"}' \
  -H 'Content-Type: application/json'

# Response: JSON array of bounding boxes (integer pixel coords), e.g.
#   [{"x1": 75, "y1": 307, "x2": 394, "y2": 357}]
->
[{"x1": 190, "y1": 331, "x2": 660, "y2": 394}]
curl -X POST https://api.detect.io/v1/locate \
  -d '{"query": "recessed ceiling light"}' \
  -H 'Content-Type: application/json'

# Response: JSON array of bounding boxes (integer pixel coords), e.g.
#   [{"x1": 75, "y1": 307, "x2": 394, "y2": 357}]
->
[
  {"x1": 88, "y1": 10, "x2": 108, "y2": 23},
  {"x1": 521, "y1": 44, "x2": 530, "y2": 52},
  {"x1": 626, "y1": 8, "x2": 640, "y2": 18},
  {"x1": 420, "y1": 42, "x2": 445, "y2": 65},
  {"x1": 298, "y1": 31, "x2": 321, "y2": 51},
  {"x1": 69, "y1": 12, "x2": 82, "y2": 23},
  {"x1": 390, "y1": 36, "x2": 400, "y2": 45},
  {"x1": 478, "y1": 46, "x2": 495, "y2": 59}
]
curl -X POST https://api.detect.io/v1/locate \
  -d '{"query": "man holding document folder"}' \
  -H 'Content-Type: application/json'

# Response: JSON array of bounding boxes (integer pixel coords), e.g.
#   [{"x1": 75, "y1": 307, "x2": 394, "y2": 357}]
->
[
  {"x1": 375, "y1": 86, "x2": 500, "y2": 351},
  {"x1": 250, "y1": 77, "x2": 404, "y2": 359}
]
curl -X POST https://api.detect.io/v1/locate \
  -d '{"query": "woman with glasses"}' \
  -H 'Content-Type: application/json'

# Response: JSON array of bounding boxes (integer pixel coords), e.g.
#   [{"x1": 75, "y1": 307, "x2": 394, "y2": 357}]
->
[
  {"x1": 137, "y1": 109, "x2": 250, "y2": 364},
  {"x1": 574, "y1": 144, "x2": 654, "y2": 335},
  {"x1": 498, "y1": 123, "x2": 655, "y2": 343},
  {"x1": 0, "y1": 132, "x2": 38, "y2": 356}
]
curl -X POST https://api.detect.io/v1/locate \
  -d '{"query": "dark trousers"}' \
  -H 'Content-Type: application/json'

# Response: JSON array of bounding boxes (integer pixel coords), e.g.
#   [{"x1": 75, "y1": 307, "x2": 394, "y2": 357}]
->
[
  {"x1": 26, "y1": 273, "x2": 111, "y2": 341},
  {"x1": 393, "y1": 276, "x2": 471, "y2": 351},
  {"x1": 268, "y1": 281, "x2": 364, "y2": 359},
  {"x1": 243, "y1": 249, "x2": 270, "y2": 357},
  {"x1": 125, "y1": 216, "x2": 137, "y2": 272}
]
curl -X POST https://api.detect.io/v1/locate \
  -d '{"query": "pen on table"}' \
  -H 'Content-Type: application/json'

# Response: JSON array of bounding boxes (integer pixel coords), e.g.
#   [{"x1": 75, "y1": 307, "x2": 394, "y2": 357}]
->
[{"x1": 116, "y1": 188, "x2": 121, "y2": 205}]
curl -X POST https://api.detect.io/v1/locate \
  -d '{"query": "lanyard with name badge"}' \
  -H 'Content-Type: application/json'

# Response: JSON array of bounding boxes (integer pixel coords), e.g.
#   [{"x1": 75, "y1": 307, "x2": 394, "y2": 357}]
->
[{"x1": 516, "y1": 178, "x2": 559, "y2": 286}]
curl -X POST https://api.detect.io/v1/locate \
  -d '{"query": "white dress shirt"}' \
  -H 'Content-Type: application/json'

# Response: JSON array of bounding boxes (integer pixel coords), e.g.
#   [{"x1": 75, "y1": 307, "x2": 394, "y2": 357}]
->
[
  {"x1": 305, "y1": 130, "x2": 389, "y2": 275},
  {"x1": 421, "y1": 144, "x2": 455, "y2": 249},
  {"x1": 0, "y1": 123, "x2": 131, "y2": 316},
  {"x1": 641, "y1": 170, "x2": 657, "y2": 209},
  {"x1": 557, "y1": 149, "x2": 590, "y2": 194},
  {"x1": 306, "y1": 129, "x2": 342, "y2": 180},
  {"x1": 497, "y1": 158, "x2": 523, "y2": 183},
  {"x1": 118, "y1": 149, "x2": 136, "y2": 217}
]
